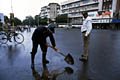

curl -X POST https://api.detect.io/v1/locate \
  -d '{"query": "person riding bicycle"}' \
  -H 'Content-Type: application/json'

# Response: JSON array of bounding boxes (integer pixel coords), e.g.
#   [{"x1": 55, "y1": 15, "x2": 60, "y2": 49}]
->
[{"x1": 2, "y1": 16, "x2": 13, "y2": 42}]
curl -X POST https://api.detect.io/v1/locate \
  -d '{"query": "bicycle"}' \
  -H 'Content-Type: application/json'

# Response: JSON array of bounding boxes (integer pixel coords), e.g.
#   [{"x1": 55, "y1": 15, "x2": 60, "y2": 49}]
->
[{"x1": 0, "y1": 31, "x2": 24, "y2": 44}]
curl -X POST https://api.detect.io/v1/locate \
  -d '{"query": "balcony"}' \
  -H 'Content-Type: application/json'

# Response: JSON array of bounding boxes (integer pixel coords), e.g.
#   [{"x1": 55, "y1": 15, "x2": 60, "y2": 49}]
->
[
  {"x1": 80, "y1": 1, "x2": 99, "y2": 7},
  {"x1": 68, "y1": 6, "x2": 98, "y2": 14},
  {"x1": 61, "y1": 0, "x2": 99, "y2": 10},
  {"x1": 62, "y1": 6, "x2": 69, "y2": 10},
  {"x1": 76, "y1": 6, "x2": 99, "y2": 12},
  {"x1": 68, "y1": 14, "x2": 82, "y2": 18}
]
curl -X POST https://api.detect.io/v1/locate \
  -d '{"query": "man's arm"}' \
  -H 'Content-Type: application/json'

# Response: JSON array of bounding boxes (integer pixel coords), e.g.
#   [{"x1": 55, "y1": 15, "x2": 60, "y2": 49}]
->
[
  {"x1": 85, "y1": 20, "x2": 92, "y2": 36},
  {"x1": 49, "y1": 32, "x2": 56, "y2": 47},
  {"x1": 48, "y1": 32, "x2": 59, "y2": 51}
]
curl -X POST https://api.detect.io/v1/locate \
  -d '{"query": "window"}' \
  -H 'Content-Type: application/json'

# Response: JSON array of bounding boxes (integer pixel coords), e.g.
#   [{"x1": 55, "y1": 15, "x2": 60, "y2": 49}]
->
[{"x1": 109, "y1": 4, "x2": 112, "y2": 9}]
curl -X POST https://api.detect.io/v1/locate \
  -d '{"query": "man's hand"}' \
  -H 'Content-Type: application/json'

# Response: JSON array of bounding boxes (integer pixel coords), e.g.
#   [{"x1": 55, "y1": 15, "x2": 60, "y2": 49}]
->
[
  {"x1": 53, "y1": 46, "x2": 59, "y2": 52},
  {"x1": 85, "y1": 33, "x2": 88, "y2": 37},
  {"x1": 46, "y1": 43, "x2": 59, "y2": 52},
  {"x1": 45, "y1": 42, "x2": 49, "y2": 47}
]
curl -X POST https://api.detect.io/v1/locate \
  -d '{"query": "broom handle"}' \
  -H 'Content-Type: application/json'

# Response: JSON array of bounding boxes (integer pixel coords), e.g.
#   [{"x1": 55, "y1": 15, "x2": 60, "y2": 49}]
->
[
  {"x1": 48, "y1": 45, "x2": 66, "y2": 57},
  {"x1": 57, "y1": 51, "x2": 66, "y2": 57}
]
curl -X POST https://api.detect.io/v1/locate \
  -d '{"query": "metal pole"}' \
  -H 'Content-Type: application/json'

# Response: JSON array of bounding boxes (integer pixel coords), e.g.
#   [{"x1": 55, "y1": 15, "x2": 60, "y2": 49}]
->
[
  {"x1": 11, "y1": 0, "x2": 13, "y2": 13},
  {"x1": 11, "y1": 0, "x2": 14, "y2": 27},
  {"x1": 67, "y1": 6, "x2": 69, "y2": 28}
]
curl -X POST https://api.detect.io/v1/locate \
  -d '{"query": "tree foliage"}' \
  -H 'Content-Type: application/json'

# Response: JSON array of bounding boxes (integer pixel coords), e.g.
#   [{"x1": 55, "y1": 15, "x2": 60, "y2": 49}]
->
[
  {"x1": 14, "y1": 17, "x2": 22, "y2": 26},
  {"x1": 23, "y1": 16, "x2": 34, "y2": 26},
  {"x1": 34, "y1": 15, "x2": 40, "y2": 26},
  {"x1": 56, "y1": 14, "x2": 68, "y2": 23}
]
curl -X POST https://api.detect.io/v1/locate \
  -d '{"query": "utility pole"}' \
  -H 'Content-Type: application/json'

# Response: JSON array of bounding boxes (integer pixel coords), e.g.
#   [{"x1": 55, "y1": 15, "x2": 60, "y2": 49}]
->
[
  {"x1": 11, "y1": 0, "x2": 13, "y2": 13},
  {"x1": 11, "y1": 0, "x2": 14, "y2": 27}
]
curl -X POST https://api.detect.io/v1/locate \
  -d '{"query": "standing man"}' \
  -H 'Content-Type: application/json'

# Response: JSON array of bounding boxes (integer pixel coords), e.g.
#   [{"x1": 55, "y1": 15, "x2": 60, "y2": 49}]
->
[
  {"x1": 31, "y1": 22, "x2": 58, "y2": 69},
  {"x1": 47, "y1": 21, "x2": 56, "y2": 33},
  {"x1": 79, "y1": 12, "x2": 92, "y2": 62}
]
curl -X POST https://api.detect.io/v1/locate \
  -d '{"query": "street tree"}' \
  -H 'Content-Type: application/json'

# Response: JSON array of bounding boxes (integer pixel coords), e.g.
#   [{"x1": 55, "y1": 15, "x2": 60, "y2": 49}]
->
[
  {"x1": 14, "y1": 17, "x2": 22, "y2": 26},
  {"x1": 56, "y1": 14, "x2": 68, "y2": 23},
  {"x1": 23, "y1": 16, "x2": 34, "y2": 26}
]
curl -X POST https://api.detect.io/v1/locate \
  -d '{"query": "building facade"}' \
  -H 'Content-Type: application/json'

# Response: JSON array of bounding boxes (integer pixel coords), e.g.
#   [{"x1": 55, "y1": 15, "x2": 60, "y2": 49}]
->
[
  {"x1": 40, "y1": 3, "x2": 60, "y2": 21},
  {"x1": 48, "y1": 3, "x2": 60, "y2": 21},
  {"x1": 61, "y1": 0, "x2": 99, "y2": 24},
  {"x1": 40, "y1": 6, "x2": 48, "y2": 19},
  {"x1": 60, "y1": 0, "x2": 120, "y2": 24}
]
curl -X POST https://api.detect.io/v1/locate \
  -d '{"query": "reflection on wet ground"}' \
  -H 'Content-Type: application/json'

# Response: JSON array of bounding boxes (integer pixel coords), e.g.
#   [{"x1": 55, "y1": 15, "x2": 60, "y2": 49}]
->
[
  {"x1": 0, "y1": 28, "x2": 120, "y2": 80},
  {"x1": 32, "y1": 62, "x2": 73, "y2": 80}
]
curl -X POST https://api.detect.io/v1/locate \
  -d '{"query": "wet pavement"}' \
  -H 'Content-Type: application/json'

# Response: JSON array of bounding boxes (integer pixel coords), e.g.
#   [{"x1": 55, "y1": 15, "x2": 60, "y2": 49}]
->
[{"x1": 0, "y1": 28, "x2": 120, "y2": 80}]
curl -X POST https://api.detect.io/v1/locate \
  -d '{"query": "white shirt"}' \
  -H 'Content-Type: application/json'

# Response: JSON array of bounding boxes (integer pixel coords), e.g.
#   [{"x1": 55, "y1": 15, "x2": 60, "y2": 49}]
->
[{"x1": 81, "y1": 17, "x2": 92, "y2": 36}]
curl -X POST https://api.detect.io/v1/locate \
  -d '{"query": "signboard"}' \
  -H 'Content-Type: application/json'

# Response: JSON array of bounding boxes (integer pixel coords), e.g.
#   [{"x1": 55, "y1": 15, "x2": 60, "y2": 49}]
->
[
  {"x1": 112, "y1": 19, "x2": 120, "y2": 23},
  {"x1": 88, "y1": 10, "x2": 113, "y2": 23},
  {"x1": 96, "y1": 10, "x2": 113, "y2": 18},
  {"x1": 92, "y1": 18, "x2": 112, "y2": 23},
  {"x1": 88, "y1": 10, "x2": 113, "y2": 19}
]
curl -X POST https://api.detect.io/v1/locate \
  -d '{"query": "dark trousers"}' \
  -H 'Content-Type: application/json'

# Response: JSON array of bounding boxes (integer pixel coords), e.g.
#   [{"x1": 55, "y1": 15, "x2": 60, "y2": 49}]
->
[
  {"x1": 31, "y1": 41, "x2": 48, "y2": 64},
  {"x1": 32, "y1": 41, "x2": 47, "y2": 54}
]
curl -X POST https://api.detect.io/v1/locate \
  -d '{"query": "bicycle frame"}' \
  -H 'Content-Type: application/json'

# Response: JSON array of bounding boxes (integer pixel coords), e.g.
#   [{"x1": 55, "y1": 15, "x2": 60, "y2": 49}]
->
[{"x1": 0, "y1": 30, "x2": 24, "y2": 44}]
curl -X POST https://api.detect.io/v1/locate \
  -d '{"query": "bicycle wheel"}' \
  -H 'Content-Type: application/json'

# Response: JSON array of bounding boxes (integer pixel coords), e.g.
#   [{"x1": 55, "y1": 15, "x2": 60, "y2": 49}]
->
[
  {"x1": 14, "y1": 33, "x2": 24, "y2": 44},
  {"x1": 0, "y1": 32, "x2": 8, "y2": 44}
]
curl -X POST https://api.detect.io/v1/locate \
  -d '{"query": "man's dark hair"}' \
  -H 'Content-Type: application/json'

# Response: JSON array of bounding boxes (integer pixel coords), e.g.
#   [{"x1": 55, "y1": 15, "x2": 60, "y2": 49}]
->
[
  {"x1": 82, "y1": 11, "x2": 88, "y2": 15},
  {"x1": 4, "y1": 16, "x2": 9, "y2": 21},
  {"x1": 40, "y1": 22, "x2": 47, "y2": 25}
]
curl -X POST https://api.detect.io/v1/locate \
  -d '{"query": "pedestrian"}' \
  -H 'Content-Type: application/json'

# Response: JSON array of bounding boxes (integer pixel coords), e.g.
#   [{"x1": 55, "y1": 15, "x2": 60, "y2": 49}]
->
[
  {"x1": 31, "y1": 22, "x2": 58, "y2": 69},
  {"x1": 2, "y1": 16, "x2": 11, "y2": 31},
  {"x1": 79, "y1": 11, "x2": 92, "y2": 62},
  {"x1": 0, "y1": 18, "x2": 3, "y2": 31},
  {"x1": 2, "y1": 16, "x2": 12, "y2": 42},
  {"x1": 0, "y1": 18, "x2": 3, "y2": 26},
  {"x1": 47, "y1": 21, "x2": 56, "y2": 33}
]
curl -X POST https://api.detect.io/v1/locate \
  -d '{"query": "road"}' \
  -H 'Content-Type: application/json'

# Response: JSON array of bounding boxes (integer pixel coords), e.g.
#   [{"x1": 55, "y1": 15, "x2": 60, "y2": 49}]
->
[{"x1": 0, "y1": 28, "x2": 120, "y2": 80}]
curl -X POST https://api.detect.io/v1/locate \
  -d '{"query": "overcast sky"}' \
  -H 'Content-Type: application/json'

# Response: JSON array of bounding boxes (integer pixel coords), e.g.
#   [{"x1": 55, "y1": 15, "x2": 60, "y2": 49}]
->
[{"x1": 0, "y1": 0, "x2": 65, "y2": 21}]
